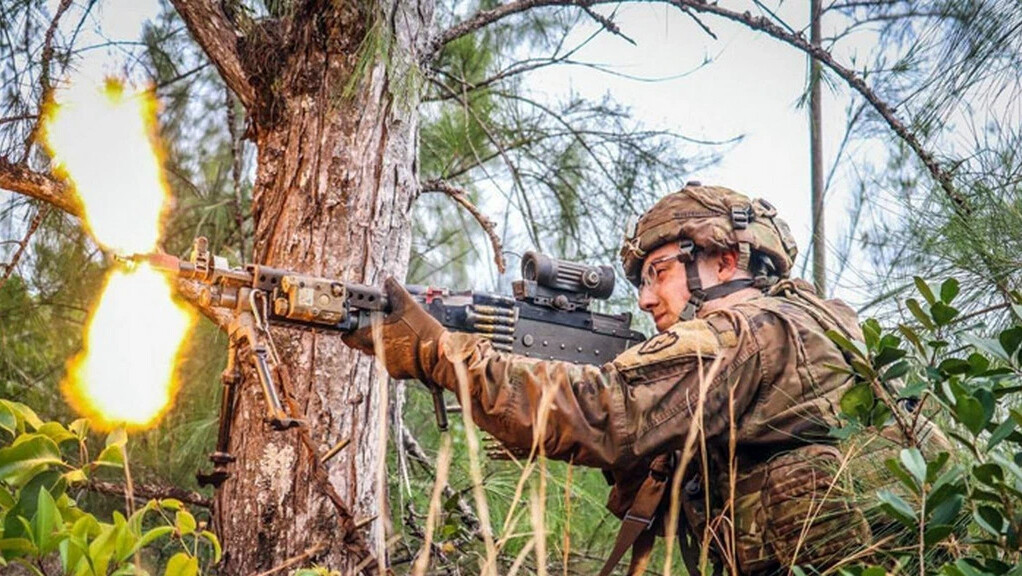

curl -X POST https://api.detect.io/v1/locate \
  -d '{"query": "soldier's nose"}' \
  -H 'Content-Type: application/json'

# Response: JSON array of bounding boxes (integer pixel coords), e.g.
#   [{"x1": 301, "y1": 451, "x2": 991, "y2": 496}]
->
[{"x1": 638, "y1": 286, "x2": 657, "y2": 311}]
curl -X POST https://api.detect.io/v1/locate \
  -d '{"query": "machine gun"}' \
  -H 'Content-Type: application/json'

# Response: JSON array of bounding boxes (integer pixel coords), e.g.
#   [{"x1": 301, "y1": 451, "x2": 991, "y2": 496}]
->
[{"x1": 129, "y1": 237, "x2": 645, "y2": 486}]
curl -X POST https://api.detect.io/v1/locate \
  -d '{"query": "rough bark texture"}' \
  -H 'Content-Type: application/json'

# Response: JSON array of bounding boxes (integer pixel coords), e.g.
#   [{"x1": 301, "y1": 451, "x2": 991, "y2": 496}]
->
[{"x1": 171, "y1": 0, "x2": 436, "y2": 572}]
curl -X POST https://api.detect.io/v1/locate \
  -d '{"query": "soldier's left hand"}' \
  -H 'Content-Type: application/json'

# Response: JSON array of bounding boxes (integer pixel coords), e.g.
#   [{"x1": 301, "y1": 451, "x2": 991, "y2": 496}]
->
[{"x1": 342, "y1": 277, "x2": 446, "y2": 381}]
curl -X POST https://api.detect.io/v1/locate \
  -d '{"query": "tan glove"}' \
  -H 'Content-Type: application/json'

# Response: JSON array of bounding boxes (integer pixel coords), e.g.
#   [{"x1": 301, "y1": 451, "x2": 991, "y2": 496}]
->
[{"x1": 341, "y1": 277, "x2": 446, "y2": 381}]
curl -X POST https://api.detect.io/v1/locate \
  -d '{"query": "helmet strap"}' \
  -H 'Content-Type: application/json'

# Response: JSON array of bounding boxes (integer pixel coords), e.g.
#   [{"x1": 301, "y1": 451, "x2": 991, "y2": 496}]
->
[
  {"x1": 678, "y1": 245, "x2": 760, "y2": 321},
  {"x1": 680, "y1": 255, "x2": 704, "y2": 321}
]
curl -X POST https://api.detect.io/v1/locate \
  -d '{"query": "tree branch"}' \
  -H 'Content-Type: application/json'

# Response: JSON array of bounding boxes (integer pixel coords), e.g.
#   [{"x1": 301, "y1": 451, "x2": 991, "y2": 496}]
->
[
  {"x1": 167, "y1": 0, "x2": 258, "y2": 109},
  {"x1": 419, "y1": 179, "x2": 506, "y2": 274},
  {"x1": 89, "y1": 480, "x2": 213, "y2": 509},
  {"x1": 431, "y1": 0, "x2": 967, "y2": 214},
  {"x1": 0, "y1": 205, "x2": 50, "y2": 291},
  {"x1": 0, "y1": 158, "x2": 82, "y2": 218}
]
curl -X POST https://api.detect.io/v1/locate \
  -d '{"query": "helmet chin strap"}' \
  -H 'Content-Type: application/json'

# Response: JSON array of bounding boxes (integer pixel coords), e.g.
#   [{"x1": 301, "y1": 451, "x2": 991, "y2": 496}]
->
[{"x1": 678, "y1": 249, "x2": 758, "y2": 321}]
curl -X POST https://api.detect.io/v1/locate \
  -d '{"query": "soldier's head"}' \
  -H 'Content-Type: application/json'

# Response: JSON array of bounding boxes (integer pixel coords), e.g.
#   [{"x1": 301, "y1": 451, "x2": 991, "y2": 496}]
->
[{"x1": 620, "y1": 182, "x2": 798, "y2": 331}]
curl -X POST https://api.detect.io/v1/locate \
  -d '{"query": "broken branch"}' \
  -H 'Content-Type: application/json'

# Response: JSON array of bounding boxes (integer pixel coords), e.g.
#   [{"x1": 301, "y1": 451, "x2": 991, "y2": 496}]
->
[
  {"x1": 419, "y1": 179, "x2": 506, "y2": 274},
  {"x1": 0, "y1": 158, "x2": 82, "y2": 218}
]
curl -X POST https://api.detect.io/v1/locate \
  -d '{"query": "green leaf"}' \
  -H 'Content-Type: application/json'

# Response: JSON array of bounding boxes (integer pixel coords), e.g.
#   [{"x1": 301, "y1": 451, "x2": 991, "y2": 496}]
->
[
  {"x1": 973, "y1": 463, "x2": 1004, "y2": 486},
  {"x1": 898, "y1": 324, "x2": 925, "y2": 356},
  {"x1": 882, "y1": 360, "x2": 911, "y2": 383},
  {"x1": 35, "y1": 423, "x2": 77, "y2": 446},
  {"x1": 906, "y1": 298, "x2": 935, "y2": 330},
  {"x1": 987, "y1": 419, "x2": 1017, "y2": 451},
  {"x1": 201, "y1": 530, "x2": 222, "y2": 563},
  {"x1": 105, "y1": 429, "x2": 127, "y2": 449},
  {"x1": 999, "y1": 327, "x2": 1022, "y2": 358},
  {"x1": 975, "y1": 506, "x2": 1005, "y2": 536},
  {"x1": 940, "y1": 278, "x2": 960, "y2": 303},
  {"x1": 936, "y1": 357, "x2": 968, "y2": 375},
  {"x1": 954, "y1": 395, "x2": 987, "y2": 435},
  {"x1": 862, "y1": 319, "x2": 881, "y2": 350},
  {"x1": 962, "y1": 333, "x2": 1011, "y2": 363},
  {"x1": 840, "y1": 383, "x2": 874, "y2": 420},
  {"x1": 1, "y1": 402, "x2": 43, "y2": 431},
  {"x1": 924, "y1": 524, "x2": 954, "y2": 546},
  {"x1": 915, "y1": 277, "x2": 937, "y2": 305},
  {"x1": 991, "y1": 452, "x2": 1022, "y2": 483},
  {"x1": 826, "y1": 330, "x2": 867, "y2": 360},
  {"x1": 928, "y1": 492, "x2": 964, "y2": 526},
  {"x1": 926, "y1": 452, "x2": 950, "y2": 483},
  {"x1": 884, "y1": 458, "x2": 919, "y2": 495},
  {"x1": 877, "y1": 489, "x2": 916, "y2": 528},
  {"x1": 164, "y1": 552, "x2": 198, "y2": 576},
  {"x1": 900, "y1": 448, "x2": 927, "y2": 486},
  {"x1": 68, "y1": 419, "x2": 89, "y2": 440},
  {"x1": 62, "y1": 469, "x2": 87, "y2": 485},
  {"x1": 0, "y1": 435, "x2": 62, "y2": 487},
  {"x1": 32, "y1": 487, "x2": 62, "y2": 555},
  {"x1": 175, "y1": 510, "x2": 196, "y2": 536},
  {"x1": 0, "y1": 404, "x2": 16, "y2": 438},
  {"x1": 967, "y1": 352, "x2": 990, "y2": 376},
  {"x1": 931, "y1": 302, "x2": 959, "y2": 326},
  {"x1": 159, "y1": 499, "x2": 183, "y2": 511},
  {"x1": 0, "y1": 537, "x2": 36, "y2": 557},
  {"x1": 129, "y1": 526, "x2": 174, "y2": 558},
  {"x1": 874, "y1": 346, "x2": 907, "y2": 369},
  {"x1": 93, "y1": 444, "x2": 124, "y2": 469}
]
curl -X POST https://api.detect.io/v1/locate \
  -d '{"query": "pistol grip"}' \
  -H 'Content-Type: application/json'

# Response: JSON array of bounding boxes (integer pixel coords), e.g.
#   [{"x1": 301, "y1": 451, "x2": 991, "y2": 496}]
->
[{"x1": 430, "y1": 386, "x2": 449, "y2": 431}]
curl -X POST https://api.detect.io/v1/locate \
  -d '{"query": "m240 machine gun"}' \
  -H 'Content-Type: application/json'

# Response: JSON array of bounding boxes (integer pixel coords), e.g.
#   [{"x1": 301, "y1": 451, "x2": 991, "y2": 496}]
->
[{"x1": 130, "y1": 237, "x2": 645, "y2": 486}]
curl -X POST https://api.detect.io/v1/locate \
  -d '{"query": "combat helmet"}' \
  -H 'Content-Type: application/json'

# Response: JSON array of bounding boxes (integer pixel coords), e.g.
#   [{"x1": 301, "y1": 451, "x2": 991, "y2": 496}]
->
[{"x1": 620, "y1": 182, "x2": 798, "y2": 320}]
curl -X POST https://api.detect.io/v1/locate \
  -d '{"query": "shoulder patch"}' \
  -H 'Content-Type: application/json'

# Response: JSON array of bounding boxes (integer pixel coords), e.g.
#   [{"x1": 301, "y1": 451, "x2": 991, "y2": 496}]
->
[{"x1": 613, "y1": 319, "x2": 719, "y2": 375}]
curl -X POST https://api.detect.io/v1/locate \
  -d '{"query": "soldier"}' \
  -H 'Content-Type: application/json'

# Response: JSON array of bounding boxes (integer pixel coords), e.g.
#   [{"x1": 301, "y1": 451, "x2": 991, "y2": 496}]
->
[{"x1": 343, "y1": 182, "x2": 872, "y2": 575}]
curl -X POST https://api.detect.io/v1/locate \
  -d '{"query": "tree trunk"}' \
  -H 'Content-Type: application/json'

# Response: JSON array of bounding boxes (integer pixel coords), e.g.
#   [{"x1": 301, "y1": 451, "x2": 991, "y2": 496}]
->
[
  {"x1": 207, "y1": 1, "x2": 433, "y2": 572},
  {"x1": 809, "y1": 0, "x2": 826, "y2": 296}
]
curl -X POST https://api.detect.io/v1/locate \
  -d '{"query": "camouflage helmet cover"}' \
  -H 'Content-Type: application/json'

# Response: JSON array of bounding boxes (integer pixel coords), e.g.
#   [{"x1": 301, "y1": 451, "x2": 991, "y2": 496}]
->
[{"x1": 620, "y1": 183, "x2": 799, "y2": 287}]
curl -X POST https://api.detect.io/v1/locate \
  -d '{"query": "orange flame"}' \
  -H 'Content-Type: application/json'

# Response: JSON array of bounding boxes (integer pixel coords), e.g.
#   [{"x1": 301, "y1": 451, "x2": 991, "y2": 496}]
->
[{"x1": 44, "y1": 78, "x2": 195, "y2": 430}]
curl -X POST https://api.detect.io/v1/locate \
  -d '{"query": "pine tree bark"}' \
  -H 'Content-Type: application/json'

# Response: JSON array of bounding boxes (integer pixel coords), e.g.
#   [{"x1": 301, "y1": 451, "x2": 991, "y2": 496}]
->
[{"x1": 169, "y1": 0, "x2": 434, "y2": 572}]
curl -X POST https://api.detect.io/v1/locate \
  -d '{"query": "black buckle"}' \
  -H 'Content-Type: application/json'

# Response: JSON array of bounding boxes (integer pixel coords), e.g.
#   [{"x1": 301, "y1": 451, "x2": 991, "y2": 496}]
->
[
  {"x1": 677, "y1": 239, "x2": 696, "y2": 261},
  {"x1": 680, "y1": 290, "x2": 704, "y2": 321},
  {"x1": 731, "y1": 206, "x2": 751, "y2": 229}
]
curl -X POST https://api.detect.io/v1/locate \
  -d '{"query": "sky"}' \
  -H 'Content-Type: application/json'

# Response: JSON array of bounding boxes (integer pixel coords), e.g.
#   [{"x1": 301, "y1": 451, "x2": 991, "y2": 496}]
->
[
  {"x1": 26, "y1": 0, "x2": 882, "y2": 304},
  {"x1": 524, "y1": 2, "x2": 882, "y2": 303}
]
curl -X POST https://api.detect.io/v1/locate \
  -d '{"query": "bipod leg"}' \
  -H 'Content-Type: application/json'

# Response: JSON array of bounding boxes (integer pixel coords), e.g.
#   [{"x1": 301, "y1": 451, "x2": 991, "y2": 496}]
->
[
  {"x1": 252, "y1": 345, "x2": 301, "y2": 431},
  {"x1": 197, "y1": 340, "x2": 241, "y2": 488}
]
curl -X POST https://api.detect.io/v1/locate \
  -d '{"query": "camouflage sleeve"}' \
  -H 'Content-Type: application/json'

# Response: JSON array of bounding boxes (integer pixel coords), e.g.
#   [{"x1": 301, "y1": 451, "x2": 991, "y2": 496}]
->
[{"x1": 427, "y1": 318, "x2": 752, "y2": 469}]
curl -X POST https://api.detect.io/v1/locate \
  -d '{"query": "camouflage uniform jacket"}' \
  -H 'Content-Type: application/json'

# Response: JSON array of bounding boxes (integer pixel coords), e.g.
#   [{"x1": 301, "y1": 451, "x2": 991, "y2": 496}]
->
[{"x1": 424, "y1": 278, "x2": 871, "y2": 573}]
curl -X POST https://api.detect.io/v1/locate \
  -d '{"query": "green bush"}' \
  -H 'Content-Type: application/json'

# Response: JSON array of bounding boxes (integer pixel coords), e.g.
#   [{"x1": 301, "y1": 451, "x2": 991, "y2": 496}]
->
[
  {"x1": 830, "y1": 277, "x2": 1022, "y2": 575},
  {"x1": 0, "y1": 401, "x2": 219, "y2": 575}
]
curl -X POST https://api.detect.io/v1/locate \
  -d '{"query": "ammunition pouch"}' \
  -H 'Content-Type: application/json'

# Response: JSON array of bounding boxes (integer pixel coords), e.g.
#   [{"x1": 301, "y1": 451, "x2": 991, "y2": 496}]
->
[{"x1": 733, "y1": 444, "x2": 871, "y2": 573}]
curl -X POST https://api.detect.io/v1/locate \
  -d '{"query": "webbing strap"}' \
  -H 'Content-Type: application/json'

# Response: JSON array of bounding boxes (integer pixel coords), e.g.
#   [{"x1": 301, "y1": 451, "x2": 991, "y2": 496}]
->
[
  {"x1": 598, "y1": 454, "x2": 676, "y2": 576},
  {"x1": 598, "y1": 471, "x2": 666, "y2": 576}
]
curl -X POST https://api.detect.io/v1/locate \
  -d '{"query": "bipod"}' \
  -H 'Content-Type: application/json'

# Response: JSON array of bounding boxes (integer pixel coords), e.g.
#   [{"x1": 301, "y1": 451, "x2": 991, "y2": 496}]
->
[{"x1": 197, "y1": 289, "x2": 301, "y2": 488}]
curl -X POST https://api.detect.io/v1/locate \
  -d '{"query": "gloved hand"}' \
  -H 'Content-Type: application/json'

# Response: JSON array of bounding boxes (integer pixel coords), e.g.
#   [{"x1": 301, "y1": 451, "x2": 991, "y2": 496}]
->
[{"x1": 341, "y1": 277, "x2": 446, "y2": 381}]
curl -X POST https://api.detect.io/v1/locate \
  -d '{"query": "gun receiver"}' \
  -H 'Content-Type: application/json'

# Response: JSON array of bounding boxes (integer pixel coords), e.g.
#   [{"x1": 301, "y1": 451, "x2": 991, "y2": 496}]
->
[{"x1": 133, "y1": 238, "x2": 645, "y2": 486}]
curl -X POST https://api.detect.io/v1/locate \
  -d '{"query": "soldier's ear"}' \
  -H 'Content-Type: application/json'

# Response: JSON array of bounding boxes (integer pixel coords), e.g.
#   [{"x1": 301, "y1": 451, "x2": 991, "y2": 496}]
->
[{"x1": 718, "y1": 249, "x2": 739, "y2": 279}]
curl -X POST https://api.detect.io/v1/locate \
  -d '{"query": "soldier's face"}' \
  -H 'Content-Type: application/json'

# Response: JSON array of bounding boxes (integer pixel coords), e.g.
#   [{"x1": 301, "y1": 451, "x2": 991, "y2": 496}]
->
[
  {"x1": 638, "y1": 244, "x2": 734, "y2": 332},
  {"x1": 637, "y1": 243, "x2": 697, "y2": 332}
]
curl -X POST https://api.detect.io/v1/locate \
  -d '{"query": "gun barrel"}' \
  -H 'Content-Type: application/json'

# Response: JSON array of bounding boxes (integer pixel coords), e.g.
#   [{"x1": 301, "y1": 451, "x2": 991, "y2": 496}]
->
[{"x1": 119, "y1": 252, "x2": 187, "y2": 274}]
